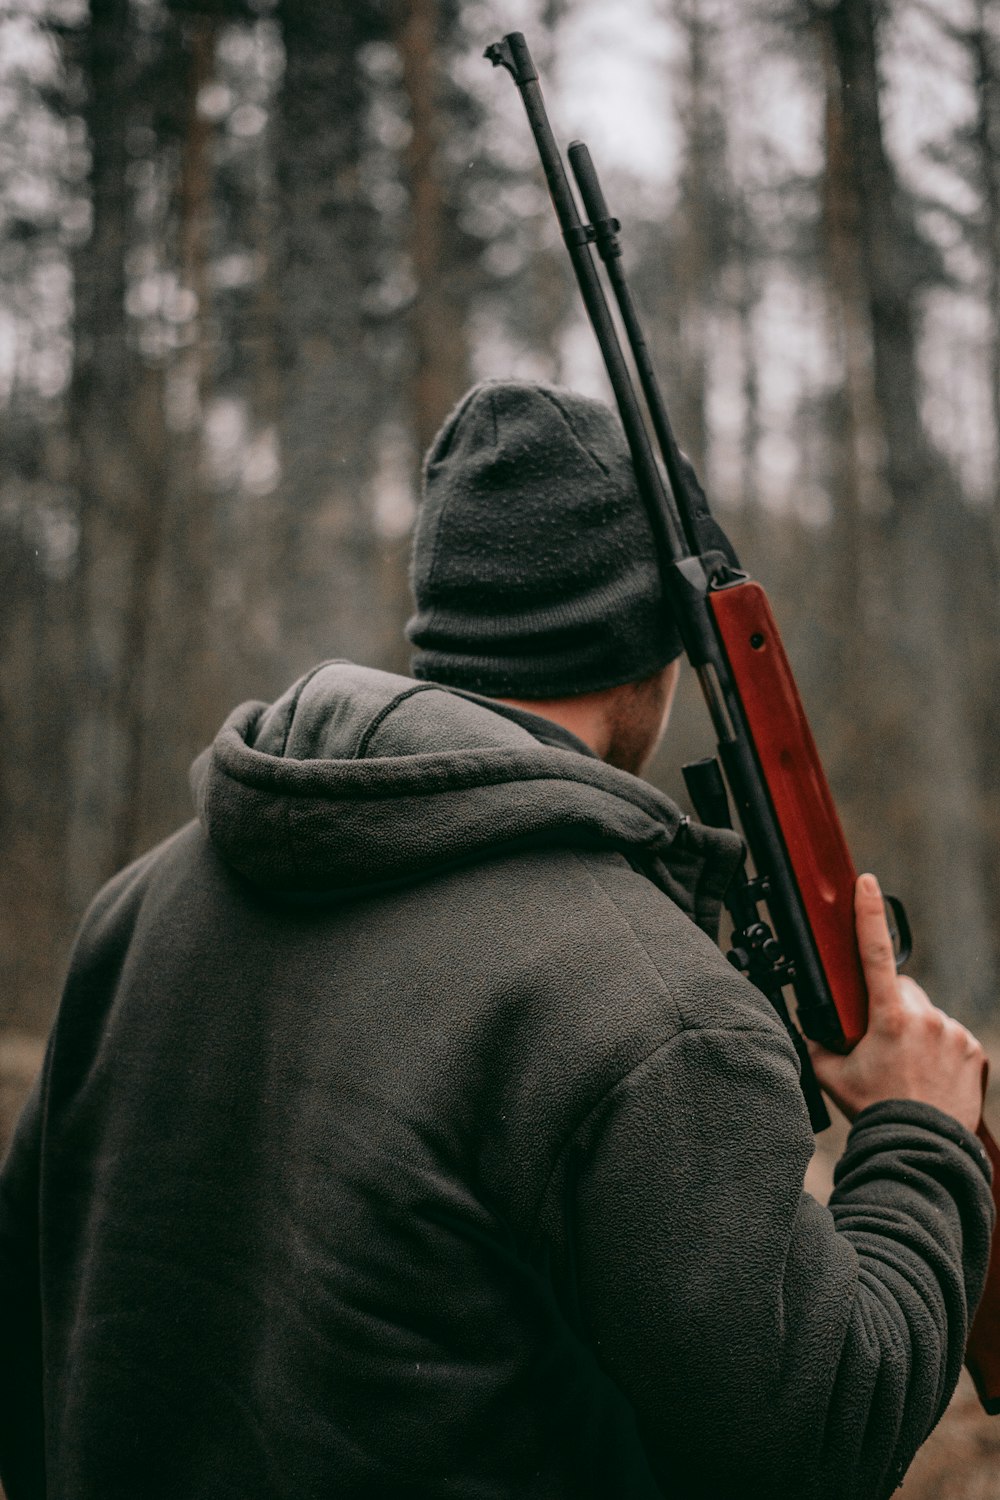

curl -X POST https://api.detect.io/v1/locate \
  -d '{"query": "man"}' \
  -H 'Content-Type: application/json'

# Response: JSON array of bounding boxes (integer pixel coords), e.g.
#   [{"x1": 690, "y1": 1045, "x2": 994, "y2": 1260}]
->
[{"x1": 0, "y1": 381, "x2": 992, "y2": 1500}]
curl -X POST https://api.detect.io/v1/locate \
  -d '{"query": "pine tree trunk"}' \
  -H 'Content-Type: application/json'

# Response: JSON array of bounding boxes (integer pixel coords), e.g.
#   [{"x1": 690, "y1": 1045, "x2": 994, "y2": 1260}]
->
[
  {"x1": 272, "y1": 0, "x2": 385, "y2": 676},
  {"x1": 672, "y1": 0, "x2": 712, "y2": 478},
  {"x1": 395, "y1": 0, "x2": 466, "y2": 461},
  {"x1": 139, "y1": 11, "x2": 221, "y2": 846},
  {"x1": 0, "y1": 436, "x2": 76, "y2": 1029},
  {"x1": 385, "y1": 0, "x2": 470, "y2": 672},
  {"x1": 967, "y1": 0, "x2": 1000, "y2": 963},
  {"x1": 66, "y1": 0, "x2": 170, "y2": 903},
  {"x1": 969, "y1": 3, "x2": 1000, "y2": 551}
]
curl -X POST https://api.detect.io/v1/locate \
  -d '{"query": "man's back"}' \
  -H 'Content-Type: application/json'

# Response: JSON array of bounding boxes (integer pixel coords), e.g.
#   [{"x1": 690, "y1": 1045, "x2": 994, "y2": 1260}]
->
[
  {"x1": 0, "y1": 663, "x2": 991, "y2": 1499},
  {"x1": 13, "y1": 840, "x2": 653, "y2": 1496}
]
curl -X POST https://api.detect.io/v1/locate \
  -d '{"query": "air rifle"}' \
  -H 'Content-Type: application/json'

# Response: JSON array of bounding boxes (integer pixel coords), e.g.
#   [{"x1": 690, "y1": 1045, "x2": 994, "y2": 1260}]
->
[{"x1": 486, "y1": 30, "x2": 1000, "y2": 1415}]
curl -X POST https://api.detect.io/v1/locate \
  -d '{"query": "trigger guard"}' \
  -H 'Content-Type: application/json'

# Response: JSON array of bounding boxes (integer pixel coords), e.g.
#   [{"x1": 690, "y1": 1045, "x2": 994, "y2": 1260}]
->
[{"x1": 884, "y1": 894, "x2": 913, "y2": 971}]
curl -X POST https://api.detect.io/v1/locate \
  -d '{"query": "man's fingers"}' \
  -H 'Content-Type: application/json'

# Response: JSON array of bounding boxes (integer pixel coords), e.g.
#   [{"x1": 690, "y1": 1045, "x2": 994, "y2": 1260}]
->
[{"x1": 855, "y1": 873, "x2": 900, "y2": 1014}]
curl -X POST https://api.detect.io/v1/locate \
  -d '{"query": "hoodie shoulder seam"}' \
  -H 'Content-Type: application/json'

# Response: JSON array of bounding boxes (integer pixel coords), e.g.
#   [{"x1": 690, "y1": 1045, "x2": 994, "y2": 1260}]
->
[
  {"x1": 566, "y1": 849, "x2": 686, "y2": 1022},
  {"x1": 529, "y1": 1015, "x2": 782, "y2": 1245},
  {"x1": 276, "y1": 661, "x2": 339, "y2": 757},
  {"x1": 525, "y1": 848, "x2": 777, "y2": 1230},
  {"x1": 354, "y1": 683, "x2": 439, "y2": 759}
]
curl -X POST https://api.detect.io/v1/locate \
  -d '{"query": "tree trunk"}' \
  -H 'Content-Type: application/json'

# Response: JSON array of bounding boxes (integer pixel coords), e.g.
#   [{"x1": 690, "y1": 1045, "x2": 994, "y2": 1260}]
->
[
  {"x1": 826, "y1": 0, "x2": 926, "y2": 508},
  {"x1": 817, "y1": 13, "x2": 876, "y2": 651},
  {"x1": 969, "y1": 2, "x2": 1000, "y2": 552},
  {"x1": 272, "y1": 0, "x2": 386, "y2": 677},
  {"x1": 384, "y1": 0, "x2": 470, "y2": 672},
  {"x1": 66, "y1": 0, "x2": 170, "y2": 904},
  {"x1": 0, "y1": 432, "x2": 76, "y2": 1029},
  {"x1": 730, "y1": 194, "x2": 761, "y2": 541},
  {"x1": 394, "y1": 0, "x2": 466, "y2": 462},
  {"x1": 672, "y1": 0, "x2": 712, "y2": 478},
  {"x1": 967, "y1": 0, "x2": 1000, "y2": 955},
  {"x1": 139, "y1": 10, "x2": 221, "y2": 846}
]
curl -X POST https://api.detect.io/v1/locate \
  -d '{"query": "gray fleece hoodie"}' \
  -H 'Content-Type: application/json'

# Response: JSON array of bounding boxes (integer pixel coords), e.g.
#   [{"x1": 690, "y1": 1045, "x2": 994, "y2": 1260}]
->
[{"x1": 0, "y1": 663, "x2": 992, "y2": 1500}]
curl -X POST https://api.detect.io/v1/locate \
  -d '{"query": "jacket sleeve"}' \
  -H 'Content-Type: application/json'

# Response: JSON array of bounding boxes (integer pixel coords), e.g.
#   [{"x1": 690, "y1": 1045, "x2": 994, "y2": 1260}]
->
[
  {"x1": 0, "y1": 1075, "x2": 46, "y2": 1500},
  {"x1": 554, "y1": 1012, "x2": 993, "y2": 1500}
]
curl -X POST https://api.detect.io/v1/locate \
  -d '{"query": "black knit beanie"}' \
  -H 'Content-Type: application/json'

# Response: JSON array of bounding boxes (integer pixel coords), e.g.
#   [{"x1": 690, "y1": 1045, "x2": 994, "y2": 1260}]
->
[{"x1": 406, "y1": 380, "x2": 682, "y2": 697}]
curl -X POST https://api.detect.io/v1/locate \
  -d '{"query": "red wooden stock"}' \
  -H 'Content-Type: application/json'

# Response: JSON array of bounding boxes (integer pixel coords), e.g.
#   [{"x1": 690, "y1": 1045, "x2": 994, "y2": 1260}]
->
[
  {"x1": 708, "y1": 580, "x2": 867, "y2": 1046},
  {"x1": 968, "y1": 1121, "x2": 1000, "y2": 1413},
  {"x1": 709, "y1": 578, "x2": 1000, "y2": 1412}
]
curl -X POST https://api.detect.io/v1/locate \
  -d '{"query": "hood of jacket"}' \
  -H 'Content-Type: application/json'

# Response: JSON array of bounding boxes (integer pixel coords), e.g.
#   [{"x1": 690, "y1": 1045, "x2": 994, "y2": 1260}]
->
[{"x1": 191, "y1": 661, "x2": 741, "y2": 934}]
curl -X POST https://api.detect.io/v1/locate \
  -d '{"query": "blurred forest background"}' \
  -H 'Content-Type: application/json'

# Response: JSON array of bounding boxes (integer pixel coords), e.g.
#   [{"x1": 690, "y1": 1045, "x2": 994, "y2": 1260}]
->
[
  {"x1": 3, "y1": 0, "x2": 1000, "y2": 1024},
  {"x1": 3, "y1": 0, "x2": 1000, "y2": 1027},
  {"x1": 2, "y1": 0, "x2": 1000, "y2": 1485},
  {"x1": 8, "y1": 0, "x2": 998, "y2": 1031}
]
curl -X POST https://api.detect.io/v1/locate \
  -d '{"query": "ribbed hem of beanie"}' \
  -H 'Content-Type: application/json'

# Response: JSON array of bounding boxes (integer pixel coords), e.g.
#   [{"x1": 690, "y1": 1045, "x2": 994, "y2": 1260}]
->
[{"x1": 408, "y1": 630, "x2": 682, "y2": 699}]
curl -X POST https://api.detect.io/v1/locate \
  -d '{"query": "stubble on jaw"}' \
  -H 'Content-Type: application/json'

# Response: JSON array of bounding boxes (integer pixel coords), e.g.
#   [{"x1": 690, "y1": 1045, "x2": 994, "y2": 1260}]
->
[{"x1": 603, "y1": 664, "x2": 679, "y2": 776}]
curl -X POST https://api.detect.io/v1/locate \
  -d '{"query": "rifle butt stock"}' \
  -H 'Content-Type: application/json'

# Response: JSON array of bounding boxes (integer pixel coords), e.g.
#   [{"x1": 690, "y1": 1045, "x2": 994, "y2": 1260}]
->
[
  {"x1": 968, "y1": 1121, "x2": 1000, "y2": 1413},
  {"x1": 707, "y1": 580, "x2": 867, "y2": 1048}
]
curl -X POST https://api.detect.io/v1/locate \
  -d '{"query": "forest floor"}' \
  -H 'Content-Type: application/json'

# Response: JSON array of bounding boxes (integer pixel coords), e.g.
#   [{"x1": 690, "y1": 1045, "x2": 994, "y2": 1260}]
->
[{"x1": 2, "y1": 1029, "x2": 1000, "y2": 1493}]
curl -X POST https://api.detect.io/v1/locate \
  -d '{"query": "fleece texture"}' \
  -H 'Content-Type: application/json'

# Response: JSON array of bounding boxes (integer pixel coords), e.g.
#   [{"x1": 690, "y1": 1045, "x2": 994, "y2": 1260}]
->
[
  {"x1": 406, "y1": 381, "x2": 683, "y2": 694},
  {"x1": 0, "y1": 662, "x2": 992, "y2": 1500}
]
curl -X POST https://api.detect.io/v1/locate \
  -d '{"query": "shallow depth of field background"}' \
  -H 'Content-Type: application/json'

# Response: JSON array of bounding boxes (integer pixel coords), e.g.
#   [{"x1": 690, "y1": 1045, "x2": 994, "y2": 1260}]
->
[{"x1": 1, "y1": 0, "x2": 1000, "y2": 1490}]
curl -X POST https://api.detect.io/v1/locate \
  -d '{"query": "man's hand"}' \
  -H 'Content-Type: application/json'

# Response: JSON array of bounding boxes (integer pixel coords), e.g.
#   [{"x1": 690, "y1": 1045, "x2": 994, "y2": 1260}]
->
[{"x1": 807, "y1": 874, "x2": 987, "y2": 1134}]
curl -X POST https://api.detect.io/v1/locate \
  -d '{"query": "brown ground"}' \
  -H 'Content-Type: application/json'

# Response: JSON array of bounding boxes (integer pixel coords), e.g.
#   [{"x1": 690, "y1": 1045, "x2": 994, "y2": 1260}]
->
[{"x1": 2, "y1": 1031, "x2": 999, "y2": 1493}]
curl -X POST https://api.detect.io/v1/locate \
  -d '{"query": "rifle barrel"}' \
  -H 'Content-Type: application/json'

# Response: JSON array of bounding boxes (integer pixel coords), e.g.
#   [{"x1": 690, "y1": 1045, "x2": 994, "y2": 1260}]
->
[{"x1": 486, "y1": 33, "x2": 685, "y2": 565}]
